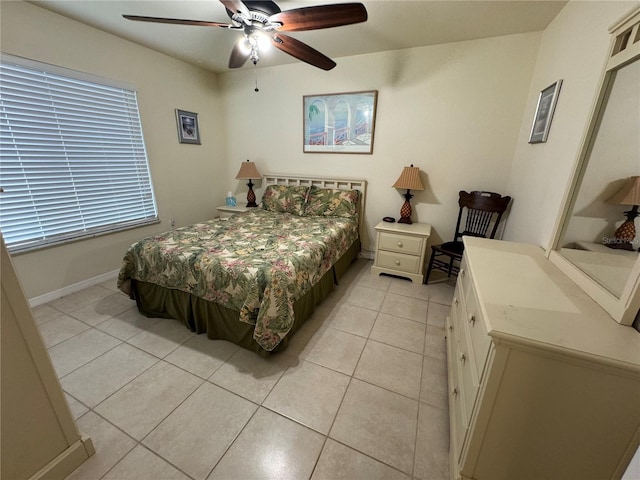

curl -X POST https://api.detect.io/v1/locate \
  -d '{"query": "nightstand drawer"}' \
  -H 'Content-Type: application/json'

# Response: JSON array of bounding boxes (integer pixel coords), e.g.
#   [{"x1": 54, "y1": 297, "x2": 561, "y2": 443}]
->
[
  {"x1": 372, "y1": 221, "x2": 431, "y2": 284},
  {"x1": 378, "y1": 232, "x2": 423, "y2": 255},
  {"x1": 376, "y1": 250, "x2": 421, "y2": 274}
]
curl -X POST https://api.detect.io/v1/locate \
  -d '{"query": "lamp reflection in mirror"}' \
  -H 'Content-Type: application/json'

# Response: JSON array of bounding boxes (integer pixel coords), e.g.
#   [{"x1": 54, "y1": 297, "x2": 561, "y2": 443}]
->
[
  {"x1": 605, "y1": 175, "x2": 640, "y2": 251},
  {"x1": 235, "y1": 160, "x2": 262, "y2": 207},
  {"x1": 392, "y1": 165, "x2": 424, "y2": 224}
]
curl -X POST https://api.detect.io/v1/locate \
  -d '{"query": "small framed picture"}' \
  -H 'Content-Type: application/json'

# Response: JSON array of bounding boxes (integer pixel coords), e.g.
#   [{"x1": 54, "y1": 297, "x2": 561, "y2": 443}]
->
[
  {"x1": 175, "y1": 109, "x2": 200, "y2": 144},
  {"x1": 529, "y1": 80, "x2": 562, "y2": 144}
]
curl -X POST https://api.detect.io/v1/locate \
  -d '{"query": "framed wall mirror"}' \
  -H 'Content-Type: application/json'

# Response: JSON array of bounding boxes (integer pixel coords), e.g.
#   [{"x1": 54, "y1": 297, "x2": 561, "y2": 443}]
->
[{"x1": 549, "y1": 6, "x2": 640, "y2": 326}]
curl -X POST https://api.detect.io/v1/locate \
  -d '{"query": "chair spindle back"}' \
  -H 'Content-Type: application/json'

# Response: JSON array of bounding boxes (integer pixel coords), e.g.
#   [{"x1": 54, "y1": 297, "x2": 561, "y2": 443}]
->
[{"x1": 454, "y1": 191, "x2": 511, "y2": 242}]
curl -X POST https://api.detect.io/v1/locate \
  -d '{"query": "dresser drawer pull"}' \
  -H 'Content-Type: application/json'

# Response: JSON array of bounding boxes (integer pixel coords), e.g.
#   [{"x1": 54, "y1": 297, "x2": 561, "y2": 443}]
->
[
  {"x1": 452, "y1": 387, "x2": 458, "y2": 397},
  {"x1": 449, "y1": 324, "x2": 454, "y2": 331},
  {"x1": 397, "y1": 241, "x2": 403, "y2": 248},
  {"x1": 469, "y1": 314, "x2": 476, "y2": 326},
  {"x1": 395, "y1": 259, "x2": 401, "y2": 266},
  {"x1": 460, "y1": 353, "x2": 466, "y2": 364},
  {"x1": 460, "y1": 268, "x2": 465, "y2": 277},
  {"x1": 453, "y1": 297, "x2": 459, "y2": 305}
]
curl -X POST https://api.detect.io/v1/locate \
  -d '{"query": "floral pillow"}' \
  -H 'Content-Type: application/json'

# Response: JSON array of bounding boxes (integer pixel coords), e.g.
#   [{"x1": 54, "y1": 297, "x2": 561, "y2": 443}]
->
[
  {"x1": 304, "y1": 186, "x2": 360, "y2": 218},
  {"x1": 261, "y1": 185, "x2": 310, "y2": 216}
]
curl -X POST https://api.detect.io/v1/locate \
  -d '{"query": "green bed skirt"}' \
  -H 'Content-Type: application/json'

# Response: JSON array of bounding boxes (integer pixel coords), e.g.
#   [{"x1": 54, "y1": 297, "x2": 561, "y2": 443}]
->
[{"x1": 130, "y1": 239, "x2": 360, "y2": 356}]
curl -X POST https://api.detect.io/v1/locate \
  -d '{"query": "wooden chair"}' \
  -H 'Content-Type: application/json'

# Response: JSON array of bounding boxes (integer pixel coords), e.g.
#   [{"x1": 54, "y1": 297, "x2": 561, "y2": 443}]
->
[{"x1": 425, "y1": 191, "x2": 511, "y2": 282}]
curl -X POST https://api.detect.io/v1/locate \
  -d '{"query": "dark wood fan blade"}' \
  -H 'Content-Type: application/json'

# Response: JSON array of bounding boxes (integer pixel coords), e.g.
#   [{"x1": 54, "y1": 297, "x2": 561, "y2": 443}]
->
[
  {"x1": 123, "y1": 15, "x2": 229, "y2": 27},
  {"x1": 269, "y1": 3, "x2": 367, "y2": 32},
  {"x1": 272, "y1": 33, "x2": 336, "y2": 70},
  {"x1": 228, "y1": 41, "x2": 250, "y2": 68},
  {"x1": 219, "y1": 0, "x2": 250, "y2": 18}
]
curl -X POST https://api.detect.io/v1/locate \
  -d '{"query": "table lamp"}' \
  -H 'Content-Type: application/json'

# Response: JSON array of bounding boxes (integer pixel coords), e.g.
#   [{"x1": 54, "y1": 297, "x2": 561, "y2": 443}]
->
[
  {"x1": 235, "y1": 160, "x2": 262, "y2": 207},
  {"x1": 392, "y1": 165, "x2": 424, "y2": 224},
  {"x1": 605, "y1": 175, "x2": 640, "y2": 250}
]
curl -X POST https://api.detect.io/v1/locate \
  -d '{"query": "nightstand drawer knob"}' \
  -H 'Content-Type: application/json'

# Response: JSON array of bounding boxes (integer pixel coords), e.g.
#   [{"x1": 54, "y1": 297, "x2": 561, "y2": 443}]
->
[
  {"x1": 397, "y1": 241, "x2": 403, "y2": 248},
  {"x1": 395, "y1": 259, "x2": 401, "y2": 266},
  {"x1": 469, "y1": 315, "x2": 476, "y2": 326},
  {"x1": 460, "y1": 353, "x2": 466, "y2": 363}
]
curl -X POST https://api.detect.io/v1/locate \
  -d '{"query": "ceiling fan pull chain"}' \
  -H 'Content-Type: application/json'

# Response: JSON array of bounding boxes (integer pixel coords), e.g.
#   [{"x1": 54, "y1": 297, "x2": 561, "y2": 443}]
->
[{"x1": 254, "y1": 64, "x2": 259, "y2": 92}]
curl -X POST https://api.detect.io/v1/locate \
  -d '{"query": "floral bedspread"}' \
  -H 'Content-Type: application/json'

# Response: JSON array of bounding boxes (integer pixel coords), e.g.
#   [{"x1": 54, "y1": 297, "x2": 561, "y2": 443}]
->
[{"x1": 117, "y1": 209, "x2": 358, "y2": 351}]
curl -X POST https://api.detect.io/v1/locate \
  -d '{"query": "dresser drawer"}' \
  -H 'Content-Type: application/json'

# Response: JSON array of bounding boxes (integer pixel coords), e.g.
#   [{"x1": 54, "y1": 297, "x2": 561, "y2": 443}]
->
[
  {"x1": 451, "y1": 373, "x2": 467, "y2": 463},
  {"x1": 464, "y1": 286, "x2": 491, "y2": 379},
  {"x1": 459, "y1": 257, "x2": 472, "y2": 297},
  {"x1": 376, "y1": 250, "x2": 421, "y2": 274},
  {"x1": 446, "y1": 315, "x2": 467, "y2": 463},
  {"x1": 457, "y1": 330, "x2": 479, "y2": 424},
  {"x1": 448, "y1": 292, "x2": 461, "y2": 347},
  {"x1": 378, "y1": 232, "x2": 424, "y2": 256},
  {"x1": 451, "y1": 286, "x2": 465, "y2": 332}
]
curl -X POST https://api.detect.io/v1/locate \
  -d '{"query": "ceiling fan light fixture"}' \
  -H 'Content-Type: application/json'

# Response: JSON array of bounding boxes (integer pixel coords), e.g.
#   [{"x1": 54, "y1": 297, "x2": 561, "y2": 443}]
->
[
  {"x1": 253, "y1": 31, "x2": 271, "y2": 51},
  {"x1": 238, "y1": 36, "x2": 252, "y2": 55}
]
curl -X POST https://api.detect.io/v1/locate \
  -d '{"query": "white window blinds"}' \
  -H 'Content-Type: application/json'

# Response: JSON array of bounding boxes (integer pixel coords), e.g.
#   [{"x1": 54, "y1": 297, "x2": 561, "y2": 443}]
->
[{"x1": 0, "y1": 56, "x2": 158, "y2": 252}]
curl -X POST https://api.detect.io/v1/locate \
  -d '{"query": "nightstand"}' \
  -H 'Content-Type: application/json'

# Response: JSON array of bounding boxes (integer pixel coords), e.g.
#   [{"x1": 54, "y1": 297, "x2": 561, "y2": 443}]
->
[
  {"x1": 371, "y1": 221, "x2": 432, "y2": 283},
  {"x1": 216, "y1": 205, "x2": 251, "y2": 218}
]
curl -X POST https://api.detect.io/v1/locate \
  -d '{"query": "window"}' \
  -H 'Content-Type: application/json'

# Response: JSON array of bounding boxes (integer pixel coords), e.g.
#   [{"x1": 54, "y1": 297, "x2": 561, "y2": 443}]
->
[{"x1": 0, "y1": 55, "x2": 158, "y2": 253}]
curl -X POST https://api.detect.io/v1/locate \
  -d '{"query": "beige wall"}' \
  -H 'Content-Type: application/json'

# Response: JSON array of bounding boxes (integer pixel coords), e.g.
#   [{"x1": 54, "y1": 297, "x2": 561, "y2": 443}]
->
[
  {"x1": 1, "y1": 1, "x2": 226, "y2": 298},
  {"x1": 4, "y1": 0, "x2": 633, "y2": 299},
  {"x1": 219, "y1": 33, "x2": 541, "y2": 253},
  {"x1": 503, "y1": 0, "x2": 637, "y2": 248}
]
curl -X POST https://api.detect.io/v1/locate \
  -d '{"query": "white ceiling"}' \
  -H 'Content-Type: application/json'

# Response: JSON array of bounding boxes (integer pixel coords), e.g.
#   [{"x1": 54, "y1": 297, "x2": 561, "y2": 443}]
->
[{"x1": 29, "y1": 0, "x2": 568, "y2": 73}]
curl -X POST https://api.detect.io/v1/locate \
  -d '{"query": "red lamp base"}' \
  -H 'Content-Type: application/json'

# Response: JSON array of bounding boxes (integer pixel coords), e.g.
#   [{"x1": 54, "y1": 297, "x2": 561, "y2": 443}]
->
[
  {"x1": 604, "y1": 205, "x2": 638, "y2": 251},
  {"x1": 398, "y1": 191, "x2": 413, "y2": 224},
  {"x1": 604, "y1": 220, "x2": 636, "y2": 251},
  {"x1": 246, "y1": 180, "x2": 258, "y2": 208}
]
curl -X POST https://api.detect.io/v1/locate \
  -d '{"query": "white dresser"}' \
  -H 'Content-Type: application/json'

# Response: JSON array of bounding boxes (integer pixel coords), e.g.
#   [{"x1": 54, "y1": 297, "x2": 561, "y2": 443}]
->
[
  {"x1": 447, "y1": 237, "x2": 640, "y2": 480},
  {"x1": 371, "y1": 221, "x2": 431, "y2": 283}
]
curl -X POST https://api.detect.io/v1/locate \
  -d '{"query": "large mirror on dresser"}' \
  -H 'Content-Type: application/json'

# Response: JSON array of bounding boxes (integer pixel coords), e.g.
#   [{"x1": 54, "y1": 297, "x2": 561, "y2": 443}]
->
[{"x1": 549, "y1": 6, "x2": 640, "y2": 326}]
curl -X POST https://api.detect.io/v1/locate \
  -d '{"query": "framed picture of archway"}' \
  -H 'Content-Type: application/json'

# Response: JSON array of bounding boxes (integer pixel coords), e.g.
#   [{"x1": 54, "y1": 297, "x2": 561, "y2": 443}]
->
[{"x1": 303, "y1": 90, "x2": 378, "y2": 154}]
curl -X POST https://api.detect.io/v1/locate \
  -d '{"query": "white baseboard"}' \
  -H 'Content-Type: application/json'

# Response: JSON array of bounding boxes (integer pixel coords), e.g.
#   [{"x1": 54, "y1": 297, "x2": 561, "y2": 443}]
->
[
  {"x1": 29, "y1": 269, "x2": 120, "y2": 308},
  {"x1": 30, "y1": 437, "x2": 94, "y2": 480}
]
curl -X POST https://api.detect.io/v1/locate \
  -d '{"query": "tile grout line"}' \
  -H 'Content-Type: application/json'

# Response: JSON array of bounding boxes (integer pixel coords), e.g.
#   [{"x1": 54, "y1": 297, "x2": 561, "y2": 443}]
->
[
  {"x1": 306, "y1": 312, "x2": 371, "y2": 480},
  {"x1": 412, "y1": 298, "x2": 431, "y2": 480}
]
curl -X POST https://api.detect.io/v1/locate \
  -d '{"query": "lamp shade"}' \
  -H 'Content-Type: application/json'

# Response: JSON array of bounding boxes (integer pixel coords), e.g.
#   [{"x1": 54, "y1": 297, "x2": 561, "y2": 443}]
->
[
  {"x1": 235, "y1": 160, "x2": 262, "y2": 180},
  {"x1": 392, "y1": 165, "x2": 424, "y2": 191},
  {"x1": 607, "y1": 176, "x2": 640, "y2": 205}
]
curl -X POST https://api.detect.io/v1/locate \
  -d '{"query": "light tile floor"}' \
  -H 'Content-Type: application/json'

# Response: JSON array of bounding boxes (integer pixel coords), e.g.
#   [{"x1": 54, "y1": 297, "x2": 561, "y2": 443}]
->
[{"x1": 34, "y1": 259, "x2": 455, "y2": 480}]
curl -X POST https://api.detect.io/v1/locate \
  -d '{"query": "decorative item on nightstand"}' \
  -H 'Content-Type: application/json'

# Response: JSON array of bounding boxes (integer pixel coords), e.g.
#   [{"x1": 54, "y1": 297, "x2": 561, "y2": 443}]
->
[
  {"x1": 225, "y1": 191, "x2": 237, "y2": 207},
  {"x1": 235, "y1": 160, "x2": 262, "y2": 207},
  {"x1": 605, "y1": 175, "x2": 640, "y2": 251},
  {"x1": 392, "y1": 164, "x2": 424, "y2": 224}
]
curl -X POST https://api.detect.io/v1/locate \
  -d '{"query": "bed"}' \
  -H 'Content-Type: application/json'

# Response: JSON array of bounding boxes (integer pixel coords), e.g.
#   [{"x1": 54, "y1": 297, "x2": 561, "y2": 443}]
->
[{"x1": 117, "y1": 174, "x2": 367, "y2": 355}]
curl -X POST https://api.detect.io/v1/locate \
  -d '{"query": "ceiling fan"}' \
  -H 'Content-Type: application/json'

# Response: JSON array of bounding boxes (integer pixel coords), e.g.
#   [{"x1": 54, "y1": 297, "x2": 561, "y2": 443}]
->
[{"x1": 123, "y1": 0, "x2": 368, "y2": 70}]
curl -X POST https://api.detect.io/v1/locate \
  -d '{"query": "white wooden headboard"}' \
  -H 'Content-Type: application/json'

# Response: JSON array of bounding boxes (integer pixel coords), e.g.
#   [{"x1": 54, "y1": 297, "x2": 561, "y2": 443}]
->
[{"x1": 263, "y1": 173, "x2": 367, "y2": 234}]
